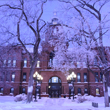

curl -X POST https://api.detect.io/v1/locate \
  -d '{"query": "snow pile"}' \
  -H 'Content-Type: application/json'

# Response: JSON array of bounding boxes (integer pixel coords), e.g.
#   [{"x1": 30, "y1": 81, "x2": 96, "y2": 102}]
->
[
  {"x1": 14, "y1": 94, "x2": 27, "y2": 102},
  {"x1": 76, "y1": 95, "x2": 87, "y2": 103}
]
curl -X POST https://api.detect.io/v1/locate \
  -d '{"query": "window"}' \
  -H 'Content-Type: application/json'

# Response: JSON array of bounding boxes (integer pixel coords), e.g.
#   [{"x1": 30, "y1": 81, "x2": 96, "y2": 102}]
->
[
  {"x1": 11, "y1": 73, "x2": 15, "y2": 82},
  {"x1": 24, "y1": 58, "x2": 27, "y2": 67},
  {"x1": 3, "y1": 60, "x2": 6, "y2": 67},
  {"x1": 8, "y1": 59, "x2": 11, "y2": 67},
  {"x1": 22, "y1": 88, "x2": 26, "y2": 93},
  {"x1": 0, "y1": 87, "x2": 3, "y2": 94},
  {"x1": 95, "y1": 72, "x2": 99, "y2": 82},
  {"x1": 94, "y1": 58, "x2": 98, "y2": 65},
  {"x1": 23, "y1": 73, "x2": 26, "y2": 82},
  {"x1": 100, "y1": 72, "x2": 103, "y2": 82},
  {"x1": 78, "y1": 88, "x2": 81, "y2": 94},
  {"x1": 84, "y1": 73, "x2": 87, "y2": 82},
  {"x1": 0, "y1": 72, "x2": 5, "y2": 81},
  {"x1": 53, "y1": 58, "x2": 57, "y2": 67},
  {"x1": 13, "y1": 60, "x2": 16, "y2": 67},
  {"x1": 77, "y1": 62, "x2": 80, "y2": 68},
  {"x1": 83, "y1": 62, "x2": 87, "y2": 68},
  {"x1": 49, "y1": 77, "x2": 61, "y2": 83},
  {"x1": 48, "y1": 51, "x2": 55, "y2": 67},
  {"x1": 77, "y1": 73, "x2": 81, "y2": 82},
  {"x1": 37, "y1": 61, "x2": 40, "y2": 68},
  {"x1": 6, "y1": 72, "x2": 10, "y2": 81},
  {"x1": 10, "y1": 88, "x2": 14, "y2": 94},
  {"x1": 52, "y1": 77, "x2": 58, "y2": 83},
  {"x1": 96, "y1": 88, "x2": 100, "y2": 95},
  {"x1": 84, "y1": 88, "x2": 88, "y2": 94},
  {"x1": 48, "y1": 59, "x2": 52, "y2": 67}
]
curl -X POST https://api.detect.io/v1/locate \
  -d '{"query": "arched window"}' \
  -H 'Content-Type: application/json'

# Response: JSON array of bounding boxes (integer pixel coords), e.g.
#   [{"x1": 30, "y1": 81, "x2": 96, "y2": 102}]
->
[
  {"x1": 37, "y1": 61, "x2": 40, "y2": 68},
  {"x1": 49, "y1": 77, "x2": 61, "y2": 83},
  {"x1": 77, "y1": 73, "x2": 81, "y2": 82},
  {"x1": 0, "y1": 87, "x2": 3, "y2": 94},
  {"x1": 10, "y1": 88, "x2": 14, "y2": 94},
  {"x1": 96, "y1": 88, "x2": 100, "y2": 95},
  {"x1": 22, "y1": 88, "x2": 26, "y2": 94},
  {"x1": 84, "y1": 88, "x2": 88, "y2": 94},
  {"x1": 78, "y1": 88, "x2": 81, "y2": 94}
]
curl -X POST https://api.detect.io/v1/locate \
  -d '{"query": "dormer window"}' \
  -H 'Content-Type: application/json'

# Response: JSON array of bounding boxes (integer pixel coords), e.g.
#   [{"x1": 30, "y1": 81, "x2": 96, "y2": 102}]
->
[{"x1": 52, "y1": 18, "x2": 58, "y2": 25}]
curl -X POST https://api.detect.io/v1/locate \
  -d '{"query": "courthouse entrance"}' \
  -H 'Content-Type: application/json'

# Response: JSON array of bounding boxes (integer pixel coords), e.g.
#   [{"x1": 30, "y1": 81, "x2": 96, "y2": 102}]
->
[{"x1": 48, "y1": 76, "x2": 62, "y2": 98}]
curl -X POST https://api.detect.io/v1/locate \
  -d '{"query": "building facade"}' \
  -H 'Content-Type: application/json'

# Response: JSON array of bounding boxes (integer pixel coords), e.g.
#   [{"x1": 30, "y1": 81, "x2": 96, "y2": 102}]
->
[{"x1": 0, "y1": 16, "x2": 110, "y2": 98}]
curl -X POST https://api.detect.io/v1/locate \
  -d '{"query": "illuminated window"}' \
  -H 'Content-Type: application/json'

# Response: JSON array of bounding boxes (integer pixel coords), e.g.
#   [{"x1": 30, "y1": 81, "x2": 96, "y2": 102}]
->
[
  {"x1": 8, "y1": 59, "x2": 11, "y2": 67},
  {"x1": 10, "y1": 88, "x2": 14, "y2": 94},
  {"x1": 22, "y1": 88, "x2": 26, "y2": 93},
  {"x1": 11, "y1": 73, "x2": 15, "y2": 82},
  {"x1": 13, "y1": 60, "x2": 16, "y2": 67},
  {"x1": 52, "y1": 77, "x2": 58, "y2": 83},
  {"x1": 77, "y1": 62, "x2": 80, "y2": 68},
  {"x1": 49, "y1": 77, "x2": 61, "y2": 83},
  {"x1": 84, "y1": 88, "x2": 88, "y2": 94},
  {"x1": 0, "y1": 87, "x2": 3, "y2": 94},
  {"x1": 96, "y1": 88, "x2": 100, "y2": 95},
  {"x1": 77, "y1": 73, "x2": 81, "y2": 82},
  {"x1": 3, "y1": 60, "x2": 6, "y2": 67},
  {"x1": 84, "y1": 73, "x2": 87, "y2": 82},
  {"x1": 37, "y1": 61, "x2": 40, "y2": 68},
  {"x1": 24, "y1": 58, "x2": 27, "y2": 67}
]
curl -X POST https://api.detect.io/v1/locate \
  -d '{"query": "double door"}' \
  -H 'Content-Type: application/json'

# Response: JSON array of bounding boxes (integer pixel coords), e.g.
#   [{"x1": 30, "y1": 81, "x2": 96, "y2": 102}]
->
[{"x1": 48, "y1": 83, "x2": 61, "y2": 98}]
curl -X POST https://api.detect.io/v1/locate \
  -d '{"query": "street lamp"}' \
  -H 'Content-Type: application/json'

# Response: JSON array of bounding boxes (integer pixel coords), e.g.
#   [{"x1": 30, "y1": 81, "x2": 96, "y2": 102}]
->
[
  {"x1": 67, "y1": 72, "x2": 76, "y2": 101},
  {"x1": 33, "y1": 71, "x2": 43, "y2": 102}
]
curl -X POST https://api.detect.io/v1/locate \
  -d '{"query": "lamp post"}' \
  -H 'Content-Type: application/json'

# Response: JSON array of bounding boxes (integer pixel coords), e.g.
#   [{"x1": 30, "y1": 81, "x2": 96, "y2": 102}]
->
[
  {"x1": 33, "y1": 71, "x2": 43, "y2": 102},
  {"x1": 67, "y1": 72, "x2": 76, "y2": 101}
]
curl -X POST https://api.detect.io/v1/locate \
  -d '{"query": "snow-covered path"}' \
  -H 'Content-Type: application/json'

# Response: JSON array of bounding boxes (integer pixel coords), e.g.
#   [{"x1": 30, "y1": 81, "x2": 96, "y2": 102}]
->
[{"x1": 0, "y1": 96, "x2": 110, "y2": 110}]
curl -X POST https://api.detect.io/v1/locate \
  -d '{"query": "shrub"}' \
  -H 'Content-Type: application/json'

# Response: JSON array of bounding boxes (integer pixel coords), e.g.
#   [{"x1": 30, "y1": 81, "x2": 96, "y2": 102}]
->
[{"x1": 14, "y1": 94, "x2": 27, "y2": 102}]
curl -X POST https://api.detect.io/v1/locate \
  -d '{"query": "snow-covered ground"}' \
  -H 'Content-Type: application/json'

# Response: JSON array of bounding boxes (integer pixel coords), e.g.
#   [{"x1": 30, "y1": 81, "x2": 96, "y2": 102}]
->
[{"x1": 0, "y1": 95, "x2": 110, "y2": 110}]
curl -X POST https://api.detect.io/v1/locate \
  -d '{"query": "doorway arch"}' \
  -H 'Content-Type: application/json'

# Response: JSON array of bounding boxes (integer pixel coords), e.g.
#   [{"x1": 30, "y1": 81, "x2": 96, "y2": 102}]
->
[{"x1": 48, "y1": 76, "x2": 62, "y2": 98}]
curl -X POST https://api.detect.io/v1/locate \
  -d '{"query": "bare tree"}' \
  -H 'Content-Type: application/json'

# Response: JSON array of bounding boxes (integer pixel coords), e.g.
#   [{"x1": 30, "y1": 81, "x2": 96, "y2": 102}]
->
[
  {"x1": 0, "y1": 0, "x2": 47, "y2": 103},
  {"x1": 58, "y1": 0, "x2": 110, "y2": 107}
]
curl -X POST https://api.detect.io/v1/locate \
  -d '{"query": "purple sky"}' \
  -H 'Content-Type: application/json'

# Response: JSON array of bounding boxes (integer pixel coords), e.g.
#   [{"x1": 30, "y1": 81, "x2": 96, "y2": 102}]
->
[{"x1": 41, "y1": 1, "x2": 110, "y2": 46}]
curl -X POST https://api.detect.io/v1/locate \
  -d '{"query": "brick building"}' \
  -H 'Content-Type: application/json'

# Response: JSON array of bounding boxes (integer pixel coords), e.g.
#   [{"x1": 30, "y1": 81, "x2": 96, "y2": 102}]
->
[{"x1": 0, "y1": 16, "x2": 110, "y2": 98}]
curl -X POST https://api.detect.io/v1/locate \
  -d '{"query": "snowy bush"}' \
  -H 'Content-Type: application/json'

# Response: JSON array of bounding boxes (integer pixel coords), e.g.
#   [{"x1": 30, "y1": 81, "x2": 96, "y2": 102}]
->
[
  {"x1": 76, "y1": 96, "x2": 87, "y2": 103},
  {"x1": 14, "y1": 94, "x2": 27, "y2": 102}
]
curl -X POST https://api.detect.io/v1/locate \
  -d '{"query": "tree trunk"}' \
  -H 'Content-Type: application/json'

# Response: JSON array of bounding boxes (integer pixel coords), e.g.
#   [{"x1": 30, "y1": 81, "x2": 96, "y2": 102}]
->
[
  {"x1": 27, "y1": 63, "x2": 36, "y2": 103},
  {"x1": 103, "y1": 75, "x2": 109, "y2": 107}
]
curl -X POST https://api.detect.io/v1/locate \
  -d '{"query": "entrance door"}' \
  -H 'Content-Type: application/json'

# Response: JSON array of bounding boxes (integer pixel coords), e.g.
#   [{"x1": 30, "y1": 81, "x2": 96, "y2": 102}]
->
[
  {"x1": 48, "y1": 77, "x2": 62, "y2": 98},
  {"x1": 51, "y1": 90, "x2": 59, "y2": 98}
]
